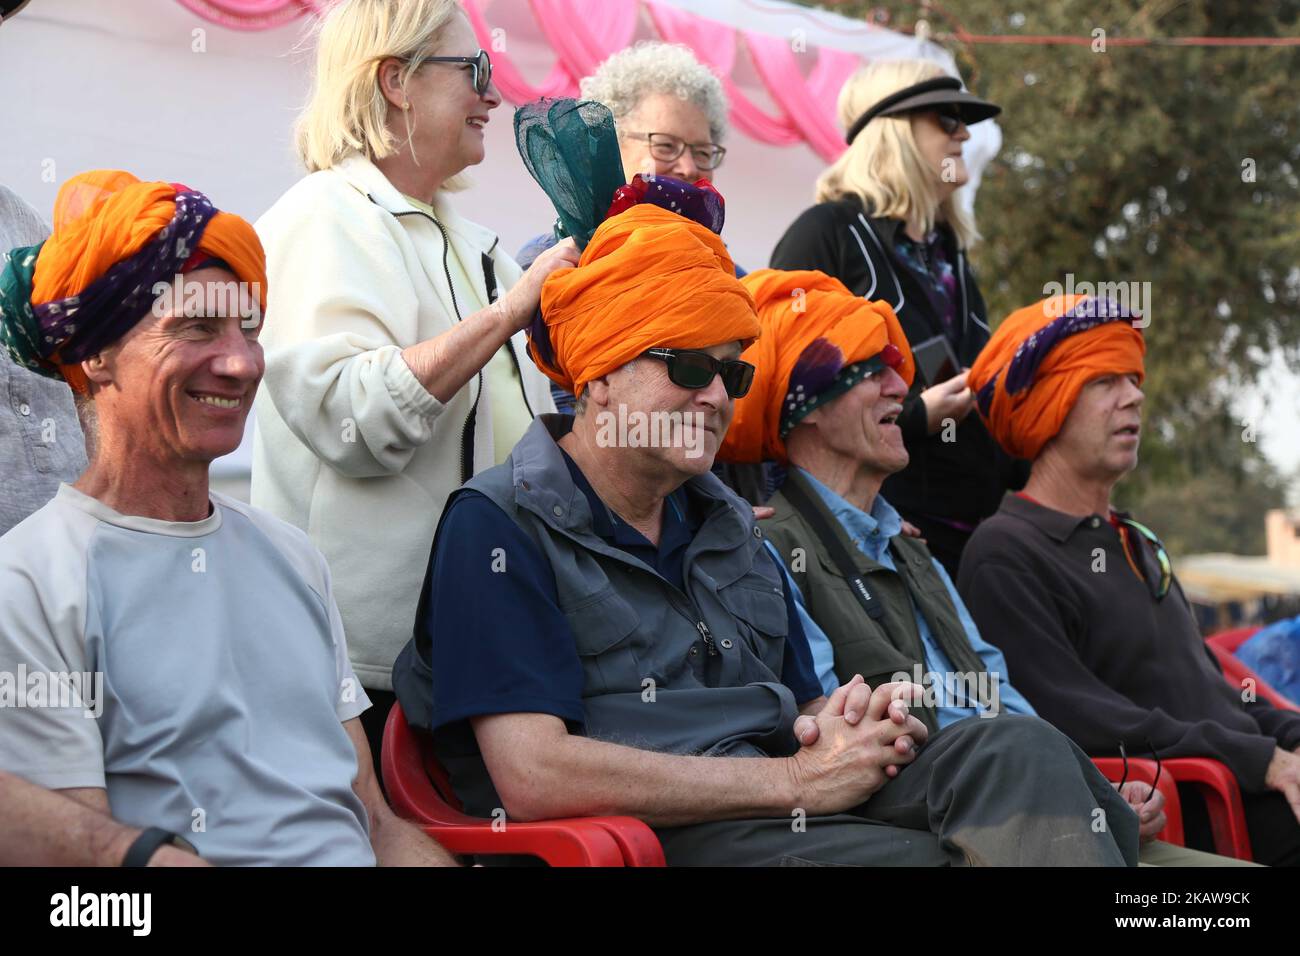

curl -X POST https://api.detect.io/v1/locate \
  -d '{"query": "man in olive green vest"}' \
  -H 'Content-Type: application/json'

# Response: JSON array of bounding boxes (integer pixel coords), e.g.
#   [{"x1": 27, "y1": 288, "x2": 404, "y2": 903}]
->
[{"x1": 720, "y1": 269, "x2": 1256, "y2": 865}]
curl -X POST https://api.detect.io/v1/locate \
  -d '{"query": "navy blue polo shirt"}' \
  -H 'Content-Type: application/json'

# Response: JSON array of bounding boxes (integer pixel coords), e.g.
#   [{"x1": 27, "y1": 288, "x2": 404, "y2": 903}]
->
[{"x1": 421, "y1": 450, "x2": 822, "y2": 739}]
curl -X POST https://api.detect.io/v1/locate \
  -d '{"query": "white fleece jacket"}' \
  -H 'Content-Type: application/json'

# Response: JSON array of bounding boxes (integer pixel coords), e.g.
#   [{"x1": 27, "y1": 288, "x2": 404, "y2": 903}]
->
[{"x1": 250, "y1": 154, "x2": 554, "y2": 690}]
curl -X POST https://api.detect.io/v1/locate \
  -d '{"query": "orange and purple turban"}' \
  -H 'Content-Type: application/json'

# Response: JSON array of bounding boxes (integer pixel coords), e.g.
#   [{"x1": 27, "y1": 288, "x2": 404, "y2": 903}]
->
[
  {"x1": 0, "y1": 169, "x2": 265, "y2": 393},
  {"x1": 968, "y1": 294, "x2": 1146, "y2": 460},
  {"x1": 720, "y1": 269, "x2": 914, "y2": 465},
  {"x1": 528, "y1": 187, "x2": 759, "y2": 398}
]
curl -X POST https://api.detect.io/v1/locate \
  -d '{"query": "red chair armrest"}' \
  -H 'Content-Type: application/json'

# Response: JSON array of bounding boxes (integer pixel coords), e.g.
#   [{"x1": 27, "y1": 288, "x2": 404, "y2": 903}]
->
[
  {"x1": 380, "y1": 703, "x2": 665, "y2": 866},
  {"x1": 419, "y1": 819, "x2": 627, "y2": 866},
  {"x1": 588, "y1": 816, "x2": 666, "y2": 867},
  {"x1": 1162, "y1": 758, "x2": 1253, "y2": 861}
]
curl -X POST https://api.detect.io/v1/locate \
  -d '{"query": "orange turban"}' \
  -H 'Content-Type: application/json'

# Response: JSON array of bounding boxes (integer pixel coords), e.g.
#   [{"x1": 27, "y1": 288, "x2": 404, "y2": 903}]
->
[
  {"x1": 27, "y1": 170, "x2": 265, "y2": 393},
  {"x1": 530, "y1": 204, "x2": 759, "y2": 397},
  {"x1": 720, "y1": 269, "x2": 914, "y2": 465},
  {"x1": 968, "y1": 294, "x2": 1146, "y2": 460}
]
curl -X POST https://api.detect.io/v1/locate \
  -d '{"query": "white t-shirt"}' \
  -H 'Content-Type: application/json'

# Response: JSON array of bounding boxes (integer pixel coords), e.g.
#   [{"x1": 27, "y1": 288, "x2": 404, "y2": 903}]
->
[{"x1": 0, "y1": 485, "x2": 375, "y2": 866}]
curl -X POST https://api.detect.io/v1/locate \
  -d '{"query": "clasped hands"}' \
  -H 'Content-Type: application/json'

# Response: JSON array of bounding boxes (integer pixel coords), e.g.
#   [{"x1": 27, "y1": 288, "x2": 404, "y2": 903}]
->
[{"x1": 786, "y1": 676, "x2": 929, "y2": 814}]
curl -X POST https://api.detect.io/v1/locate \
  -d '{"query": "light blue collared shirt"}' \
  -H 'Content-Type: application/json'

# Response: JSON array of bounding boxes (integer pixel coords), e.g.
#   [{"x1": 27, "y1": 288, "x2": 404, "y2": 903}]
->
[{"x1": 765, "y1": 469, "x2": 1035, "y2": 727}]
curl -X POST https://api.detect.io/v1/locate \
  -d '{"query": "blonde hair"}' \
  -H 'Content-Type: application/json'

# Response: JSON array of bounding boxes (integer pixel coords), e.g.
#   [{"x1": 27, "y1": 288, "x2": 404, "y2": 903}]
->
[
  {"x1": 294, "y1": 0, "x2": 468, "y2": 189},
  {"x1": 816, "y1": 59, "x2": 979, "y2": 248}
]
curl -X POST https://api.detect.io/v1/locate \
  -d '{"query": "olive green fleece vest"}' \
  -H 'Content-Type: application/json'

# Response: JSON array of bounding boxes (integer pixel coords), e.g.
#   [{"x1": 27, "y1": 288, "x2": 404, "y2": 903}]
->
[{"x1": 760, "y1": 470, "x2": 988, "y2": 736}]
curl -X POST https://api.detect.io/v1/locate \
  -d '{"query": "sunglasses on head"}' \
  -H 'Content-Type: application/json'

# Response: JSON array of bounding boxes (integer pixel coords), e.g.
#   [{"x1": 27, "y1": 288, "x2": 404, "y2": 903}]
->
[
  {"x1": 413, "y1": 48, "x2": 493, "y2": 96},
  {"x1": 644, "y1": 348, "x2": 755, "y2": 398}
]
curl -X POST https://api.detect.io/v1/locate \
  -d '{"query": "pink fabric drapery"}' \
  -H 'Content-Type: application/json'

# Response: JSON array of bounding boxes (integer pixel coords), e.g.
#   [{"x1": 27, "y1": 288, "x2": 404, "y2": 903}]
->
[
  {"x1": 176, "y1": 0, "x2": 864, "y2": 161},
  {"x1": 741, "y1": 30, "x2": 860, "y2": 162},
  {"x1": 463, "y1": 0, "x2": 637, "y2": 101},
  {"x1": 176, "y1": 0, "x2": 329, "y2": 31}
]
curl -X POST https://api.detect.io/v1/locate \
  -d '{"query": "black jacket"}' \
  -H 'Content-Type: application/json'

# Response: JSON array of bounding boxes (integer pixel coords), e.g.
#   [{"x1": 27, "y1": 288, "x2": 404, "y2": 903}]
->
[{"x1": 770, "y1": 197, "x2": 1025, "y2": 525}]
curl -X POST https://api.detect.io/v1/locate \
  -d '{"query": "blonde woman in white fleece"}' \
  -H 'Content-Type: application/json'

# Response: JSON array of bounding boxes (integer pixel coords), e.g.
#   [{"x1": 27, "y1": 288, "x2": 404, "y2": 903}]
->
[{"x1": 252, "y1": 0, "x2": 577, "y2": 764}]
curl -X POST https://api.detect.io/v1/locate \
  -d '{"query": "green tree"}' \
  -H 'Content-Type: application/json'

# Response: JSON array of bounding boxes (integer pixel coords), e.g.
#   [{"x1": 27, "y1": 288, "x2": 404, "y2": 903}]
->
[{"x1": 802, "y1": 0, "x2": 1298, "y2": 553}]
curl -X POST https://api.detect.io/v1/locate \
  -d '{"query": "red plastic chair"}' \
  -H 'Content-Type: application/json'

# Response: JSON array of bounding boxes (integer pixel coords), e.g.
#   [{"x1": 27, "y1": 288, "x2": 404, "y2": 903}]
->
[
  {"x1": 1206, "y1": 626, "x2": 1299, "y2": 711},
  {"x1": 380, "y1": 703, "x2": 666, "y2": 867},
  {"x1": 1162, "y1": 758, "x2": 1253, "y2": 861},
  {"x1": 1112, "y1": 627, "x2": 1266, "y2": 861},
  {"x1": 1090, "y1": 756, "x2": 1184, "y2": 846},
  {"x1": 1125, "y1": 623, "x2": 1300, "y2": 862},
  {"x1": 1206, "y1": 625, "x2": 1261, "y2": 654}
]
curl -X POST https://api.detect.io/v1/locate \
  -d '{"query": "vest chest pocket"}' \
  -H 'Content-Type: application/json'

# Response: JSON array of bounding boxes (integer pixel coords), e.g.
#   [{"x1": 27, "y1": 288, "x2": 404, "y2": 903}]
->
[
  {"x1": 716, "y1": 581, "x2": 789, "y2": 679},
  {"x1": 561, "y1": 589, "x2": 643, "y2": 698}
]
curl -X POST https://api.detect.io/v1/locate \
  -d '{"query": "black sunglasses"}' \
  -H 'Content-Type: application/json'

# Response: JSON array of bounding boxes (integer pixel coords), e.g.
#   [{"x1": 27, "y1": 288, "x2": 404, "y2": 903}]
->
[
  {"x1": 929, "y1": 106, "x2": 965, "y2": 136},
  {"x1": 414, "y1": 48, "x2": 492, "y2": 96},
  {"x1": 644, "y1": 348, "x2": 755, "y2": 398}
]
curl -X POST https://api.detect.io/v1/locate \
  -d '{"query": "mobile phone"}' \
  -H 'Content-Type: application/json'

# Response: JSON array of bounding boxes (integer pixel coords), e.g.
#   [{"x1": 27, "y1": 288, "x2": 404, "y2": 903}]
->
[{"x1": 912, "y1": 335, "x2": 960, "y2": 387}]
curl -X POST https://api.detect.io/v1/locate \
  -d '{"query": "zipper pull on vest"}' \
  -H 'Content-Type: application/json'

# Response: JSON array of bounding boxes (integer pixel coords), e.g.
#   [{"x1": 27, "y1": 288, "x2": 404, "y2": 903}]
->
[{"x1": 697, "y1": 619, "x2": 719, "y2": 656}]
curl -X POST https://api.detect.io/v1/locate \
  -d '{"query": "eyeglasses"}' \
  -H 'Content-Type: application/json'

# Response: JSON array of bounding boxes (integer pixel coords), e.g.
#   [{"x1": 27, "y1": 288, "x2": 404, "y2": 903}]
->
[
  {"x1": 413, "y1": 48, "x2": 493, "y2": 96},
  {"x1": 1115, "y1": 738, "x2": 1163, "y2": 804},
  {"x1": 623, "y1": 132, "x2": 727, "y2": 171},
  {"x1": 1115, "y1": 515, "x2": 1172, "y2": 600},
  {"x1": 644, "y1": 348, "x2": 755, "y2": 398}
]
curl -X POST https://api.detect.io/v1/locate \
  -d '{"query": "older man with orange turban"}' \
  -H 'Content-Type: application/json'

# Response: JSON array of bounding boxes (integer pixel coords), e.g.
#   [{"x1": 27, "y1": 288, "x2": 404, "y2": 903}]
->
[
  {"x1": 393, "y1": 185, "x2": 1142, "y2": 866},
  {"x1": 0, "y1": 170, "x2": 455, "y2": 867},
  {"x1": 721, "y1": 271, "x2": 1150, "y2": 865},
  {"x1": 959, "y1": 294, "x2": 1300, "y2": 867}
]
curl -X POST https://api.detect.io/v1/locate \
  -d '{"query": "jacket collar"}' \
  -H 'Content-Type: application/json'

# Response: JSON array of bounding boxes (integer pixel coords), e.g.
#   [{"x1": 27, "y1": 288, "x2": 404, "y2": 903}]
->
[
  {"x1": 773, "y1": 468, "x2": 886, "y2": 575},
  {"x1": 332, "y1": 152, "x2": 500, "y2": 256},
  {"x1": 851, "y1": 202, "x2": 970, "y2": 346},
  {"x1": 797, "y1": 468, "x2": 902, "y2": 561},
  {"x1": 508, "y1": 414, "x2": 753, "y2": 560}
]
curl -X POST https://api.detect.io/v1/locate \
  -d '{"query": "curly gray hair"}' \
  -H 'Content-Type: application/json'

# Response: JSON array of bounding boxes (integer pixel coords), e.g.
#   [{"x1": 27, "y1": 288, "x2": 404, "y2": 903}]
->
[{"x1": 579, "y1": 41, "x2": 730, "y2": 143}]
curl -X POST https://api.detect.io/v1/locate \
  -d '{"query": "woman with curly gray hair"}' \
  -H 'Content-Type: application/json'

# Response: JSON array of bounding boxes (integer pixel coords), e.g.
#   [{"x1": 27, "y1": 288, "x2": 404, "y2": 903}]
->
[
  {"x1": 518, "y1": 43, "x2": 749, "y2": 428},
  {"x1": 518, "y1": 42, "x2": 732, "y2": 275},
  {"x1": 581, "y1": 41, "x2": 730, "y2": 185}
]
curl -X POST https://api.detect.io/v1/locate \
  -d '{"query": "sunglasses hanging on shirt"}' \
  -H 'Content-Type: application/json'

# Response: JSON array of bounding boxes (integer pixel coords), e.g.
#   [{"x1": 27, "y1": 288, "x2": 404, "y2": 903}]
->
[{"x1": 1114, "y1": 515, "x2": 1172, "y2": 601}]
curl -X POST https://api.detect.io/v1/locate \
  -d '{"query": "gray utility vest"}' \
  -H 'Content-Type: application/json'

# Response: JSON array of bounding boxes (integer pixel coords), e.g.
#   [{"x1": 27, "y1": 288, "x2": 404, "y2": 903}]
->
[
  {"x1": 761, "y1": 469, "x2": 987, "y2": 737},
  {"x1": 467, "y1": 415, "x2": 803, "y2": 758}
]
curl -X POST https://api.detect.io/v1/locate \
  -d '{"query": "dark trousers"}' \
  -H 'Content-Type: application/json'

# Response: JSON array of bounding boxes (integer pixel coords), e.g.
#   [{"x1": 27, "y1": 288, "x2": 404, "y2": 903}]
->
[
  {"x1": 1179, "y1": 783, "x2": 1300, "y2": 867},
  {"x1": 654, "y1": 715, "x2": 1140, "y2": 866}
]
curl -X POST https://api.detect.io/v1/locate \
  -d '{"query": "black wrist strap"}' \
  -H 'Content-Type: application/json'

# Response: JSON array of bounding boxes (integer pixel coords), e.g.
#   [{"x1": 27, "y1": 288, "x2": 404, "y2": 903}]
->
[
  {"x1": 122, "y1": 827, "x2": 177, "y2": 867},
  {"x1": 781, "y1": 475, "x2": 886, "y2": 621}
]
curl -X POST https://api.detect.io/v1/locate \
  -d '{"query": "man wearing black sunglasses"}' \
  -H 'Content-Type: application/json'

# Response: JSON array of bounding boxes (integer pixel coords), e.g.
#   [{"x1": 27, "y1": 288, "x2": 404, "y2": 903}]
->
[
  {"x1": 396, "y1": 204, "x2": 1140, "y2": 866},
  {"x1": 961, "y1": 295, "x2": 1300, "y2": 866}
]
